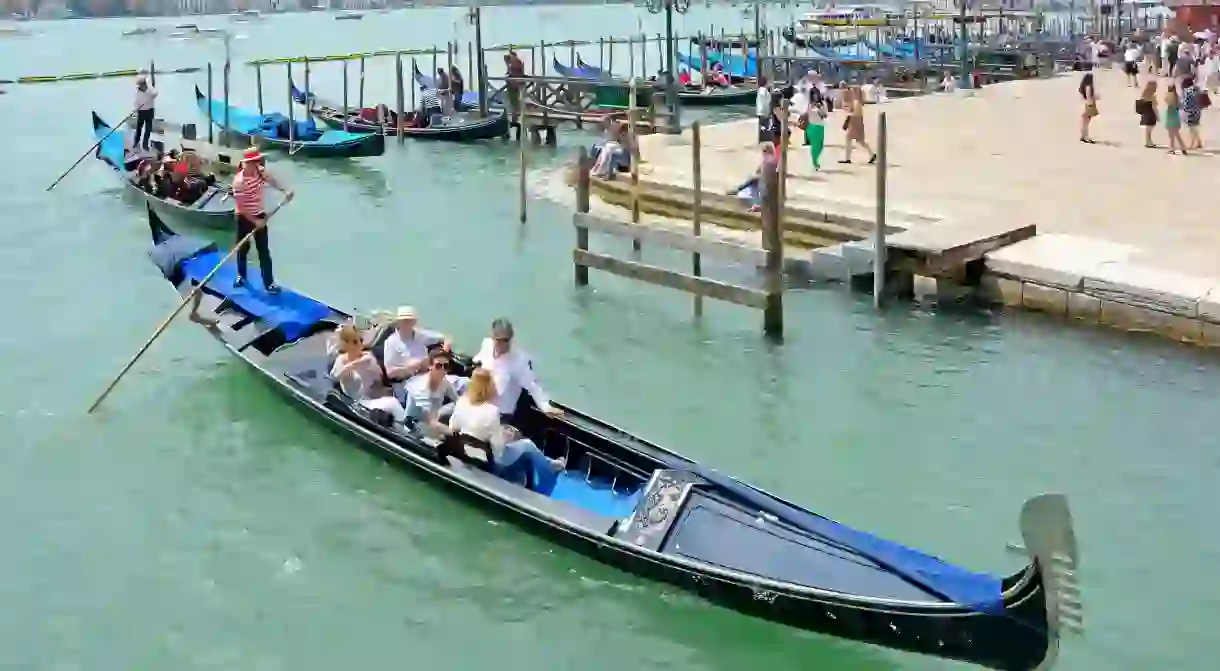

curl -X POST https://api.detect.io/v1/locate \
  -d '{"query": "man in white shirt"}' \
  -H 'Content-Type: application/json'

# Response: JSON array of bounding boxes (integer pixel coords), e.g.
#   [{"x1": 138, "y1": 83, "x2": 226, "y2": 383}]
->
[
  {"x1": 1123, "y1": 42, "x2": 1142, "y2": 86},
  {"x1": 383, "y1": 305, "x2": 450, "y2": 391},
  {"x1": 472, "y1": 318, "x2": 562, "y2": 421},
  {"x1": 133, "y1": 75, "x2": 157, "y2": 151}
]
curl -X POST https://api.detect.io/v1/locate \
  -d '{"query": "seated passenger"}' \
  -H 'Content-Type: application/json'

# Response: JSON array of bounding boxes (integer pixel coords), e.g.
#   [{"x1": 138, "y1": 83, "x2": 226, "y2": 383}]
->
[
  {"x1": 134, "y1": 161, "x2": 156, "y2": 193},
  {"x1": 404, "y1": 348, "x2": 461, "y2": 437},
  {"x1": 176, "y1": 148, "x2": 215, "y2": 186},
  {"x1": 331, "y1": 324, "x2": 410, "y2": 424},
  {"x1": 590, "y1": 121, "x2": 631, "y2": 178},
  {"x1": 383, "y1": 305, "x2": 452, "y2": 391},
  {"x1": 448, "y1": 368, "x2": 565, "y2": 493},
  {"x1": 165, "y1": 169, "x2": 191, "y2": 202},
  {"x1": 150, "y1": 162, "x2": 171, "y2": 198}
]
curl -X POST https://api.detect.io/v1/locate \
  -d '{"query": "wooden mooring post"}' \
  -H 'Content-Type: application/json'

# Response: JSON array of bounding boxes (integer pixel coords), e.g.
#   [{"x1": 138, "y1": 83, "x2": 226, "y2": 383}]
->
[
  {"x1": 519, "y1": 99, "x2": 528, "y2": 224},
  {"x1": 358, "y1": 56, "x2": 366, "y2": 109},
  {"x1": 206, "y1": 63, "x2": 213, "y2": 145},
  {"x1": 572, "y1": 143, "x2": 784, "y2": 338},
  {"x1": 286, "y1": 62, "x2": 296, "y2": 150},
  {"x1": 874, "y1": 112, "x2": 887, "y2": 308},
  {"x1": 628, "y1": 79, "x2": 641, "y2": 253},
  {"x1": 222, "y1": 56, "x2": 231, "y2": 147},
  {"x1": 691, "y1": 121, "x2": 704, "y2": 318},
  {"x1": 760, "y1": 155, "x2": 784, "y2": 339},
  {"x1": 342, "y1": 59, "x2": 349, "y2": 132},
  {"x1": 255, "y1": 61, "x2": 263, "y2": 115},
  {"x1": 395, "y1": 52, "x2": 406, "y2": 144}
]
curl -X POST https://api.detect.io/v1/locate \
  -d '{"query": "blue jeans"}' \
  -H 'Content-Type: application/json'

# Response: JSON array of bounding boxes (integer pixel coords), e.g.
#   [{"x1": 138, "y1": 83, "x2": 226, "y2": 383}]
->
[{"x1": 495, "y1": 438, "x2": 559, "y2": 495}]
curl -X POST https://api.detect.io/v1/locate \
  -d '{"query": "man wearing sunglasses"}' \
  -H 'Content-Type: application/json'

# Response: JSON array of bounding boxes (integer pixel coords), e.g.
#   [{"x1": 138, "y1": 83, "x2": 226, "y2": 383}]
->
[
  {"x1": 472, "y1": 318, "x2": 563, "y2": 423},
  {"x1": 403, "y1": 348, "x2": 461, "y2": 438}
]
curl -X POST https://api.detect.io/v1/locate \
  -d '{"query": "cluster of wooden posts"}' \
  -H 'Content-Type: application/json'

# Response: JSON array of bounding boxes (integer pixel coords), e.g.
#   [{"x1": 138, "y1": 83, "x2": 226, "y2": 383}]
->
[
  {"x1": 566, "y1": 90, "x2": 906, "y2": 338},
  {"x1": 570, "y1": 96, "x2": 790, "y2": 339}
]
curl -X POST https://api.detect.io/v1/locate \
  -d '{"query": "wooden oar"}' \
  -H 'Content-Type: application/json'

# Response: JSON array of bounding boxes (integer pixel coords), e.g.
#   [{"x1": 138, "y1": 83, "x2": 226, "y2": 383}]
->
[
  {"x1": 46, "y1": 109, "x2": 138, "y2": 191},
  {"x1": 86, "y1": 196, "x2": 293, "y2": 414}
]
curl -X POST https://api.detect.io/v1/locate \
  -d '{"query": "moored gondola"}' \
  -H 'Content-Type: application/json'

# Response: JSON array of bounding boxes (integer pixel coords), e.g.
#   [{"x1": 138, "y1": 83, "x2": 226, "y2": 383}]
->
[
  {"x1": 92, "y1": 112, "x2": 234, "y2": 229},
  {"x1": 291, "y1": 77, "x2": 509, "y2": 142},
  {"x1": 194, "y1": 86, "x2": 385, "y2": 158},
  {"x1": 691, "y1": 35, "x2": 759, "y2": 50},
  {"x1": 572, "y1": 57, "x2": 756, "y2": 107},
  {"x1": 141, "y1": 204, "x2": 1083, "y2": 671}
]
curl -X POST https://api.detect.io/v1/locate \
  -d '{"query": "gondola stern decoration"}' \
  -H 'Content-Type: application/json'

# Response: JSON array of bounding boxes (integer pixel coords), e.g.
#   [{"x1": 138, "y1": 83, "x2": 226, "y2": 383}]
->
[{"x1": 1009, "y1": 493, "x2": 1083, "y2": 670}]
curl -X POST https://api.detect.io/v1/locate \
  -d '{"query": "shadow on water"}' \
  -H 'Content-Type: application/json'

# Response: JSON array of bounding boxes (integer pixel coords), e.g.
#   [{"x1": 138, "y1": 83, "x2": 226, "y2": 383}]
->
[{"x1": 177, "y1": 359, "x2": 903, "y2": 671}]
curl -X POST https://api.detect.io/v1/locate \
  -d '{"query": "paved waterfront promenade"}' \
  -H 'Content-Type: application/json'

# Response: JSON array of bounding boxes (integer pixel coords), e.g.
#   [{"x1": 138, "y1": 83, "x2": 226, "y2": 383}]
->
[
  {"x1": 619, "y1": 69, "x2": 1220, "y2": 343},
  {"x1": 639, "y1": 69, "x2": 1220, "y2": 277}
]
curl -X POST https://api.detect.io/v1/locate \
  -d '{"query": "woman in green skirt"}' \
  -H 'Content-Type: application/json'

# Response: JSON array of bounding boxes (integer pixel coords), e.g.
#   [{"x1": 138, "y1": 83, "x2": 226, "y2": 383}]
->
[{"x1": 801, "y1": 85, "x2": 828, "y2": 171}]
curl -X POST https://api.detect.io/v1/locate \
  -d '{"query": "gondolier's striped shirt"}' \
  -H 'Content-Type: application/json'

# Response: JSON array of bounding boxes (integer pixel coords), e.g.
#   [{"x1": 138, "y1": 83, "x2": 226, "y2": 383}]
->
[
  {"x1": 420, "y1": 87, "x2": 441, "y2": 111},
  {"x1": 232, "y1": 170, "x2": 267, "y2": 216}
]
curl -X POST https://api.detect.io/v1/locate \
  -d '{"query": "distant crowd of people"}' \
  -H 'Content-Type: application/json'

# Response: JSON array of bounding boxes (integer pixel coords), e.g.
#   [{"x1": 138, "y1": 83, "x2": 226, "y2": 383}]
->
[{"x1": 1080, "y1": 30, "x2": 1213, "y2": 154}]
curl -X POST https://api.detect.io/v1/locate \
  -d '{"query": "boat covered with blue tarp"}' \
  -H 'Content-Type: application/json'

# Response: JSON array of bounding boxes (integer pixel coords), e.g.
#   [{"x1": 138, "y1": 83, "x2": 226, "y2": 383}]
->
[{"x1": 194, "y1": 86, "x2": 385, "y2": 158}]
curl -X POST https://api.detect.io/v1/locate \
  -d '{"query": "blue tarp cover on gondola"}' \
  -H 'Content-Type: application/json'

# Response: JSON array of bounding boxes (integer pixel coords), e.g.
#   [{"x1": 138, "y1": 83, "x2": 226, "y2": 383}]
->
[
  {"x1": 149, "y1": 234, "x2": 330, "y2": 340},
  {"x1": 95, "y1": 119, "x2": 127, "y2": 169},
  {"x1": 197, "y1": 93, "x2": 371, "y2": 146},
  {"x1": 702, "y1": 470, "x2": 1005, "y2": 613}
]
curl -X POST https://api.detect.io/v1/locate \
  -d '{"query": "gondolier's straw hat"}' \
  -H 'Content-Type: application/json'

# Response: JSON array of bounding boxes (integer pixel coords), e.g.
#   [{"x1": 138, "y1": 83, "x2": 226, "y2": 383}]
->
[{"x1": 241, "y1": 148, "x2": 263, "y2": 163}]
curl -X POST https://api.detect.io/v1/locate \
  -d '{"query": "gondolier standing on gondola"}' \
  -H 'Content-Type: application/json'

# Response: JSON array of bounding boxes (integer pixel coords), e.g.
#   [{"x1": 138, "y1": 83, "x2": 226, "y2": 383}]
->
[
  {"x1": 231, "y1": 148, "x2": 293, "y2": 295},
  {"x1": 133, "y1": 75, "x2": 157, "y2": 152}
]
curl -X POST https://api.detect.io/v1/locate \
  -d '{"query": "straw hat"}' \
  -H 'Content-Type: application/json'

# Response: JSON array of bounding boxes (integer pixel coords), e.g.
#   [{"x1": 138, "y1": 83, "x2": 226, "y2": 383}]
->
[
  {"x1": 395, "y1": 306, "x2": 418, "y2": 322},
  {"x1": 240, "y1": 147, "x2": 263, "y2": 163}
]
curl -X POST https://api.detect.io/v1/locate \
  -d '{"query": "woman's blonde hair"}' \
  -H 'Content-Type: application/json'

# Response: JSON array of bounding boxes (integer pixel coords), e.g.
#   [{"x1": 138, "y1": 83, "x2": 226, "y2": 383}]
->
[
  {"x1": 1166, "y1": 86, "x2": 1180, "y2": 107},
  {"x1": 465, "y1": 367, "x2": 497, "y2": 404},
  {"x1": 1141, "y1": 80, "x2": 1157, "y2": 101},
  {"x1": 337, "y1": 323, "x2": 363, "y2": 348}
]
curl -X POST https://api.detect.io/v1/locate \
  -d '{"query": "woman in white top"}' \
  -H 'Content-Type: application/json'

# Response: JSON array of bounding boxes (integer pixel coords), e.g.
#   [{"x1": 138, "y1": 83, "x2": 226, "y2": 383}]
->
[
  {"x1": 448, "y1": 368, "x2": 565, "y2": 494},
  {"x1": 330, "y1": 324, "x2": 409, "y2": 424}
]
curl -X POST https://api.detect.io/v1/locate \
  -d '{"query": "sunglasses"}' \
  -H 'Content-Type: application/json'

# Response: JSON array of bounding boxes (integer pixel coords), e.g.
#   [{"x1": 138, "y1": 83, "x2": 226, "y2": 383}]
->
[
  {"x1": 493, "y1": 336, "x2": 512, "y2": 343},
  {"x1": 432, "y1": 361, "x2": 450, "y2": 370}
]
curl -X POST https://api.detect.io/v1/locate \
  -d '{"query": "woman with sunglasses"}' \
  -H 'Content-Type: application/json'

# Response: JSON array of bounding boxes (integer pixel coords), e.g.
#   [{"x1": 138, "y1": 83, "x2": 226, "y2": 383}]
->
[{"x1": 331, "y1": 324, "x2": 410, "y2": 425}]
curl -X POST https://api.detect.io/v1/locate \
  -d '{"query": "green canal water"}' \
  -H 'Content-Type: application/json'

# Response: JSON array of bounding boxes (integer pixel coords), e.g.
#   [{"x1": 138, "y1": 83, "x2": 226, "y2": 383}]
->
[{"x1": 1, "y1": 9, "x2": 1215, "y2": 670}]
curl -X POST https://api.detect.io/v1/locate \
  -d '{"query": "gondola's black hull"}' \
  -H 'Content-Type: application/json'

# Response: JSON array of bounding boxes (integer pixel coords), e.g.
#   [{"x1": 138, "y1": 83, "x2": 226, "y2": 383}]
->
[
  {"x1": 146, "y1": 208, "x2": 1067, "y2": 671},
  {"x1": 314, "y1": 107, "x2": 510, "y2": 141},
  {"x1": 678, "y1": 87, "x2": 758, "y2": 106},
  {"x1": 235, "y1": 349, "x2": 1055, "y2": 670}
]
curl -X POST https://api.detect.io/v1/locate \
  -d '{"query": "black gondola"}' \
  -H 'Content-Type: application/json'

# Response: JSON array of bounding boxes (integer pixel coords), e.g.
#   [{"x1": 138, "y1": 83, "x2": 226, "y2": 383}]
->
[
  {"x1": 691, "y1": 35, "x2": 758, "y2": 49},
  {"x1": 141, "y1": 205, "x2": 1083, "y2": 671},
  {"x1": 291, "y1": 79, "x2": 509, "y2": 142}
]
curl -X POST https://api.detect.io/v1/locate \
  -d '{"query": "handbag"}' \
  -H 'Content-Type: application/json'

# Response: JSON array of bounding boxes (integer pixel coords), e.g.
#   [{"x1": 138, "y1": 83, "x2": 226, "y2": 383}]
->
[
  {"x1": 841, "y1": 116, "x2": 850, "y2": 131},
  {"x1": 1200, "y1": 90, "x2": 1212, "y2": 109}
]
